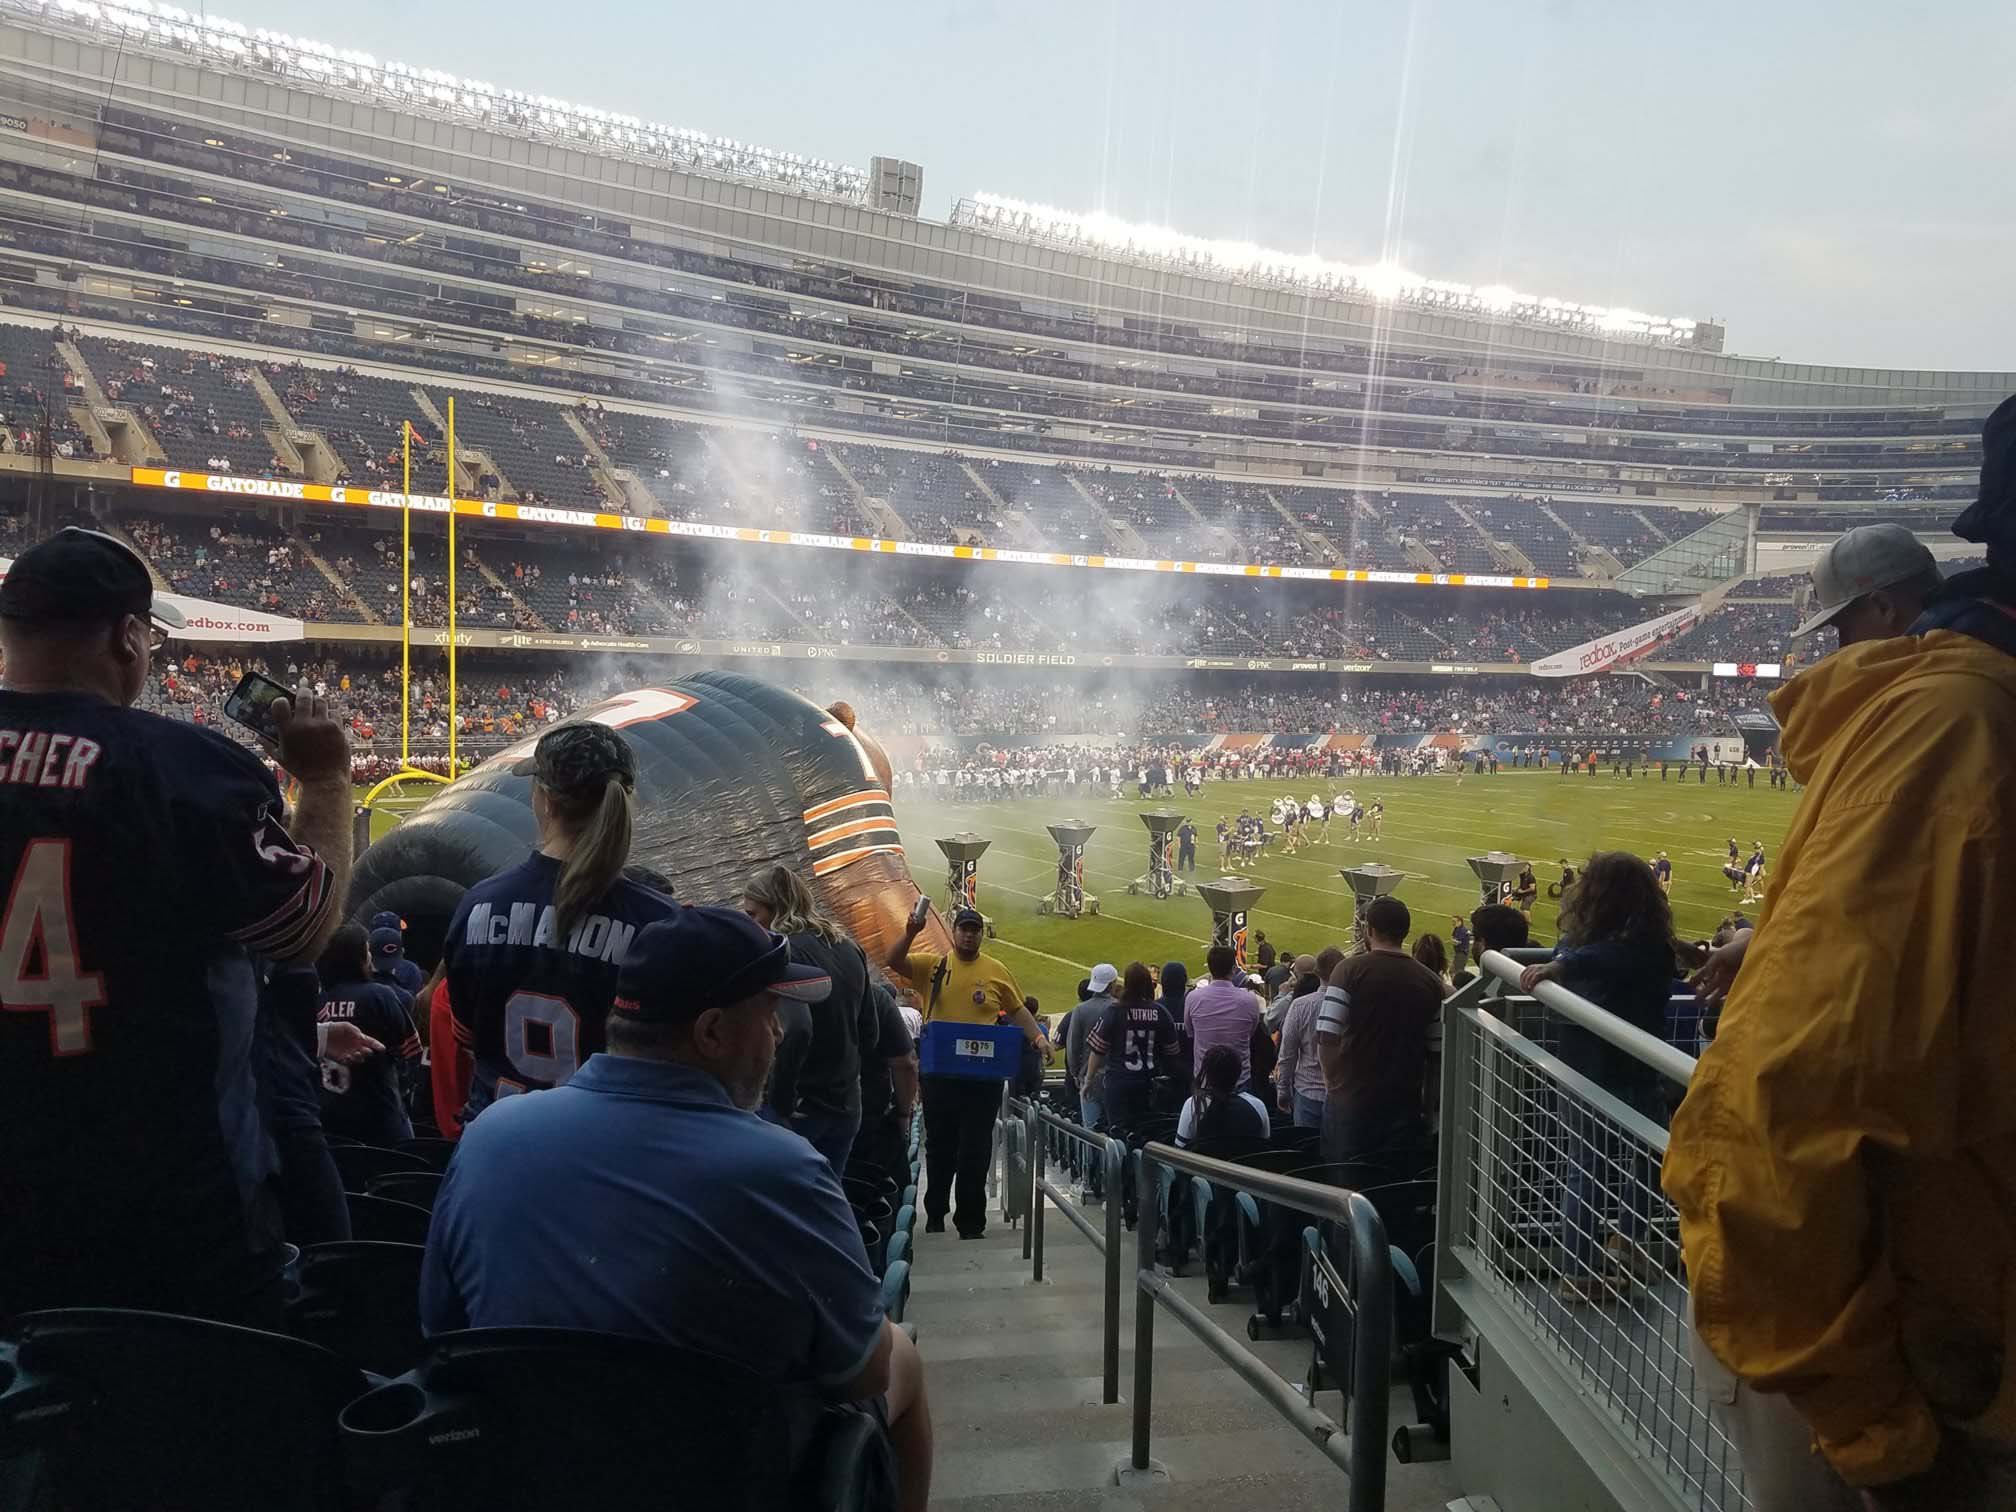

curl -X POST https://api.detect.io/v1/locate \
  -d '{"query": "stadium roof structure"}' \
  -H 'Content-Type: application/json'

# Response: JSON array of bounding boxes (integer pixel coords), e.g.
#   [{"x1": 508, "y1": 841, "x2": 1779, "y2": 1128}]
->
[
  {"x1": 953, "y1": 192, "x2": 1710, "y2": 350},
  {"x1": 7, "y1": 0, "x2": 868, "y2": 201}
]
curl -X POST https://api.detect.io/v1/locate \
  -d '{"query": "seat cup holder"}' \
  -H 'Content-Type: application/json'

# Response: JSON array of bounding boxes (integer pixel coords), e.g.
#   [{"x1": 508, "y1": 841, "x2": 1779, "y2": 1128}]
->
[{"x1": 339, "y1": 1380, "x2": 476, "y2": 1491}]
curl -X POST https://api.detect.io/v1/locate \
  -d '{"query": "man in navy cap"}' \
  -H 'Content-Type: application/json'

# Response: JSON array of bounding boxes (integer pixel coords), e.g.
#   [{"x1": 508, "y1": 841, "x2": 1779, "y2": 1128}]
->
[
  {"x1": 0, "y1": 527, "x2": 355, "y2": 1325},
  {"x1": 421, "y1": 904, "x2": 932, "y2": 1510},
  {"x1": 368, "y1": 910, "x2": 426, "y2": 997}
]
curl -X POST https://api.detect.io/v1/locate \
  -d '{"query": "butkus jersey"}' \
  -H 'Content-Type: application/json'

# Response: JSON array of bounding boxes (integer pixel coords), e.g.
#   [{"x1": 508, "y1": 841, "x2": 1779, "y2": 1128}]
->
[
  {"x1": 0, "y1": 690, "x2": 334, "y2": 1317},
  {"x1": 443, "y1": 852, "x2": 679, "y2": 1122}
]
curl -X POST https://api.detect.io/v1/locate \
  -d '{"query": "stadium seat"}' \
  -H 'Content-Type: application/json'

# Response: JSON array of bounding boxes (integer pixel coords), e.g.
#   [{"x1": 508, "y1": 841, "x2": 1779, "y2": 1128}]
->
[
  {"x1": 289, "y1": 1241, "x2": 428, "y2": 1378},
  {"x1": 345, "y1": 1192, "x2": 436, "y2": 1246},
  {"x1": 366, "y1": 1169, "x2": 445, "y2": 1212},
  {"x1": 0, "y1": 1308, "x2": 367, "y2": 1512},
  {"x1": 877, "y1": 1261, "x2": 911, "y2": 1323},
  {"x1": 338, "y1": 1327, "x2": 897, "y2": 1511},
  {"x1": 398, "y1": 1137, "x2": 459, "y2": 1171},
  {"x1": 331, "y1": 1143, "x2": 434, "y2": 1190}
]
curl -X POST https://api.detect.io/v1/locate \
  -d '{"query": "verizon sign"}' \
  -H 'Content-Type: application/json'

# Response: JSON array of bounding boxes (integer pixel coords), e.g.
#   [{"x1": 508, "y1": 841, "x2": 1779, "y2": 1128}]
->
[{"x1": 1530, "y1": 604, "x2": 1700, "y2": 679}]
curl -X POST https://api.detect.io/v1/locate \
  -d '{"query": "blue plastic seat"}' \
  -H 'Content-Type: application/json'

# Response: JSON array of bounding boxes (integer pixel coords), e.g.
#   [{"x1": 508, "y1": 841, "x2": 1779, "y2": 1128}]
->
[
  {"x1": 288, "y1": 1241, "x2": 427, "y2": 1378},
  {"x1": 0, "y1": 1308, "x2": 367, "y2": 1512},
  {"x1": 339, "y1": 1327, "x2": 896, "y2": 1511}
]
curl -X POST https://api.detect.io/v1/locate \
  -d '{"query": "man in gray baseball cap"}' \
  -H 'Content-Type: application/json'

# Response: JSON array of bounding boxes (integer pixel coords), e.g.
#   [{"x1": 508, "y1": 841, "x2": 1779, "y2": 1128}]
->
[{"x1": 1790, "y1": 522, "x2": 1945, "y2": 647}]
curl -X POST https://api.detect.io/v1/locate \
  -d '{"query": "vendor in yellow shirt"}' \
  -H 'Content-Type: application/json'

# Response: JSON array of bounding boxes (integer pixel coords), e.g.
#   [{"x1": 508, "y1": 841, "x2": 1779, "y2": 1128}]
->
[{"x1": 888, "y1": 904, "x2": 1048, "y2": 1239}]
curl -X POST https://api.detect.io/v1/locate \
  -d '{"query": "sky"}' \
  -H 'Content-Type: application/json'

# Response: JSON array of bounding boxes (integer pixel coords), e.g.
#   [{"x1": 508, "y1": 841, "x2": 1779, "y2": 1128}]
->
[{"x1": 232, "y1": 0, "x2": 2015, "y2": 373}]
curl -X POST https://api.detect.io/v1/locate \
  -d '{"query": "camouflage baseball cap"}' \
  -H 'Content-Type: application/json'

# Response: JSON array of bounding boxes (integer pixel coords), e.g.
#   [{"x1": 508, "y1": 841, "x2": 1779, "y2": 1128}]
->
[{"x1": 512, "y1": 721, "x2": 636, "y2": 794}]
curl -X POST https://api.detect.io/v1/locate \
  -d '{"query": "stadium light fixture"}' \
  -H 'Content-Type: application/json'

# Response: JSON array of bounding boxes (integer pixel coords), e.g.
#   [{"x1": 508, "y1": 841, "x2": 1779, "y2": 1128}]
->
[
  {"x1": 10, "y1": 0, "x2": 870, "y2": 203},
  {"x1": 952, "y1": 191, "x2": 1702, "y2": 346}
]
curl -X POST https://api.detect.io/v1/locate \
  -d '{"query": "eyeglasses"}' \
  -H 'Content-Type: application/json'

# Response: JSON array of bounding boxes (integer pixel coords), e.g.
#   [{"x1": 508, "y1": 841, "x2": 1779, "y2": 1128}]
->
[{"x1": 146, "y1": 625, "x2": 170, "y2": 654}]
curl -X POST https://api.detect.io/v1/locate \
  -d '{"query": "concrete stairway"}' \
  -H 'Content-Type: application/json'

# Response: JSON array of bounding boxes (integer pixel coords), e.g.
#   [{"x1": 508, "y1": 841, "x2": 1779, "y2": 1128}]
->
[
  {"x1": 57, "y1": 338, "x2": 165, "y2": 465},
  {"x1": 1165, "y1": 484, "x2": 1239, "y2": 560},
  {"x1": 1445, "y1": 498, "x2": 1535, "y2": 576},
  {"x1": 97, "y1": 518, "x2": 171, "y2": 592},
  {"x1": 1539, "y1": 503, "x2": 1624, "y2": 578},
  {"x1": 819, "y1": 444, "x2": 896, "y2": 537},
  {"x1": 245, "y1": 367, "x2": 333, "y2": 482},
  {"x1": 1062, "y1": 475, "x2": 1151, "y2": 557},
  {"x1": 1632, "y1": 507, "x2": 1674, "y2": 543},
  {"x1": 1262, "y1": 490, "x2": 1342, "y2": 565},
  {"x1": 562, "y1": 410, "x2": 659, "y2": 516},
  {"x1": 292, "y1": 529, "x2": 383, "y2": 624},
  {"x1": 474, "y1": 559, "x2": 548, "y2": 630},
  {"x1": 910, "y1": 1190, "x2": 1459, "y2": 1510}
]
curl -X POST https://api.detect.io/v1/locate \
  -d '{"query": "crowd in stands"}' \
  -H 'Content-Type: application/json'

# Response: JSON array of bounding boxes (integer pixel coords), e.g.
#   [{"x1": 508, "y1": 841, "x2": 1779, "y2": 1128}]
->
[
  {"x1": 0, "y1": 294, "x2": 1966, "y2": 567},
  {"x1": 5, "y1": 497, "x2": 1824, "y2": 677},
  {"x1": 124, "y1": 643, "x2": 1756, "y2": 752}
]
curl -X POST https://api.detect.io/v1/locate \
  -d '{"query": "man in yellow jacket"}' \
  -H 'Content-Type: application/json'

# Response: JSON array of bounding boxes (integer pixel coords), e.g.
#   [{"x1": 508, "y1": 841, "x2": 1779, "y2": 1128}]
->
[{"x1": 1665, "y1": 397, "x2": 2016, "y2": 1510}]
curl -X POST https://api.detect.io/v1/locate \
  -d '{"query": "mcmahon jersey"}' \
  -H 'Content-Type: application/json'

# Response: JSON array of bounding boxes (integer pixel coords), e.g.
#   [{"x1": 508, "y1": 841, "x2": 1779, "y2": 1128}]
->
[
  {"x1": 443, "y1": 852, "x2": 679, "y2": 1122},
  {"x1": 0, "y1": 689, "x2": 335, "y2": 1321}
]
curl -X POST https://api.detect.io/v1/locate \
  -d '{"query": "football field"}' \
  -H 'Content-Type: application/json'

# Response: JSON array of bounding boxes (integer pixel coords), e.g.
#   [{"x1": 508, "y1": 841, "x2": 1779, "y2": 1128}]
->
[{"x1": 895, "y1": 769, "x2": 1798, "y2": 1014}]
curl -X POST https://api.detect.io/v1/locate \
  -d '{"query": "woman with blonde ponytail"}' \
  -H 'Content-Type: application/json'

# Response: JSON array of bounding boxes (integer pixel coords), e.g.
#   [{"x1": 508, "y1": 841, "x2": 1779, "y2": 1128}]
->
[
  {"x1": 740, "y1": 863, "x2": 879, "y2": 1173},
  {"x1": 440, "y1": 723, "x2": 680, "y2": 1127}
]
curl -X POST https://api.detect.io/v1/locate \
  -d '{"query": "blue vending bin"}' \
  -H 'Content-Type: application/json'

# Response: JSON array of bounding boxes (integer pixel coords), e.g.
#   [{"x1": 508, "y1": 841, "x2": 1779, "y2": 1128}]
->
[{"x1": 917, "y1": 1021, "x2": 1022, "y2": 1080}]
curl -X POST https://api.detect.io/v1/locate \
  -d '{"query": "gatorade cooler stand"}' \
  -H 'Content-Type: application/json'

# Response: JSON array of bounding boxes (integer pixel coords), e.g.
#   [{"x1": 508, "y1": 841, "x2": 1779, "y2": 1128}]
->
[
  {"x1": 1467, "y1": 851, "x2": 1526, "y2": 909},
  {"x1": 935, "y1": 833, "x2": 996, "y2": 939},
  {"x1": 1039, "y1": 821, "x2": 1099, "y2": 917},
  {"x1": 1127, "y1": 809, "x2": 1188, "y2": 899},
  {"x1": 1196, "y1": 878, "x2": 1267, "y2": 971},
  {"x1": 1341, "y1": 862, "x2": 1406, "y2": 950}
]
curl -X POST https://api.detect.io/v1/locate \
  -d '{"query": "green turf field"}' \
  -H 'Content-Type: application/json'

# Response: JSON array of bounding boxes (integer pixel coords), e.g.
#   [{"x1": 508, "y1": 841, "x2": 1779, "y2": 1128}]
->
[{"x1": 893, "y1": 769, "x2": 1796, "y2": 1014}]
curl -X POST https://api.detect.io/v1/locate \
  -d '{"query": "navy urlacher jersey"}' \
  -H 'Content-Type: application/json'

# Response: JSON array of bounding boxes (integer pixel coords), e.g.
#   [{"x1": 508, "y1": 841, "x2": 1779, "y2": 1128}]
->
[
  {"x1": 0, "y1": 690, "x2": 334, "y2": 1320},
  {"x1": 443, "y1": 853, "x2": 680, "y2": 1121}
]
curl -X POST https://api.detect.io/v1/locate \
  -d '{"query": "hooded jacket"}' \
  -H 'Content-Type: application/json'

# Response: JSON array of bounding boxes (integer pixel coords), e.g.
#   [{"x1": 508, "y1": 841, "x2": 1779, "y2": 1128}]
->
[{"x1": 1663, "y1": 626, "x2": 2016, "y2": 1486}]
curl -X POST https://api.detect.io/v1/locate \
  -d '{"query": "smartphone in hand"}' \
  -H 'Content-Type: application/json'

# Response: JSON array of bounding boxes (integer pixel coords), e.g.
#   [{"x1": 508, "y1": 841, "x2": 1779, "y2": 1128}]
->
[
  {"x1": 909, "y1": 895, "x2": 931, "y2": 929},
  {"x1": 223, "y1": 670, "x2": 293, "y2": 743}
]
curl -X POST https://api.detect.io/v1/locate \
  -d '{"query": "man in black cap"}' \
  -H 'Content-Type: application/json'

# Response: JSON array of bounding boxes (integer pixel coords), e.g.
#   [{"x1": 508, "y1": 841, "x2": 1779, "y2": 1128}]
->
[
  {"x1": 887, "y1": 902, "x2": 1047, "y2": 1238},
  {"x1": 1667, "y1": 394, "x2": 2016, "y2": 1509},
  {"x1": 0, "y1": 526, "x2": 356, "y2": 1325},
  {"x1": 422, "y1": 904, "x2": 933, "y2": 1511}
]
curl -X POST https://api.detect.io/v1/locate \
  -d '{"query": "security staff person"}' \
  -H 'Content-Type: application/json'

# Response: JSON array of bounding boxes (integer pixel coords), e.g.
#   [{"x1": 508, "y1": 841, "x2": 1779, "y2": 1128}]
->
[{"x1": 888, "y1": 904, "x2": 1047, "y2": 1238}]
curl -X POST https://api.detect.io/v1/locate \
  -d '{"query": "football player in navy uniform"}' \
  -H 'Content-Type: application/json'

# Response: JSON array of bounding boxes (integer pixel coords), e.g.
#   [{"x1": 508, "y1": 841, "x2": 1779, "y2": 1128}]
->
[
  {"x1": 442, "y1": 722, "x2": 679, "y2": 1125},
  {"x1": 0, "y1": 528, "x2": 355, "y2": 1325}
]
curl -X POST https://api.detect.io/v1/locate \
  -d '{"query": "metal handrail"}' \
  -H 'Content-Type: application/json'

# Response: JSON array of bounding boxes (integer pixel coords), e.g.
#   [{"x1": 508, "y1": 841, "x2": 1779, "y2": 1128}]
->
[
  {"x1": 1129, "y1": 1141, "x2": 1392, "y2": 1512},
  {"x1": 1022, "y1": 1102, "x2": 1126, "y2": 1403},
  {"x1": 1478, "y1": 947, "x2": 1698, "y2": 1088}
]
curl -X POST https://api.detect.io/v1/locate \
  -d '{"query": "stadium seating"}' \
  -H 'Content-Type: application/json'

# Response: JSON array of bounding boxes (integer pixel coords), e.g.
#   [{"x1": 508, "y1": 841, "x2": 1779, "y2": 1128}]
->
[
  {"x1": 0, "y1": 322, "x2": 94, "y2": 458},
  {"x1": 273, "y1": 363, "x2": 451, "y2": 494},
  {"x1": 1547, "y1": 501, "x2": 1668, "y2": 566},
  {"x1": 288, "y1": 1240, "x2": 428, "y2": 1378},
  {"x1": 124, "y1": 509, "x2": 365, "y2": 623},
  {"x1": 338, "y1": 1328, "x2": 897, "y2": 1511},
  {"x1": 0, "y1": 1308, "x2": 368, "y2": 1512},
  {"x1": 76, "y1": 336, "x2": 281, "y2": 476},
  {"x1": 0, "y1": 310, "x2": 1959, "y2": 576},
  {"x1": 415, "y1": 386, "x2": 611, "y2": 509}
]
